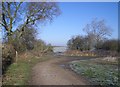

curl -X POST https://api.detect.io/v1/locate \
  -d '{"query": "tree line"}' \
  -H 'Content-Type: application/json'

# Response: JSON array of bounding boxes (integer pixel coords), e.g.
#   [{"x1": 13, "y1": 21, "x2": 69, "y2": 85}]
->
[{"x1": 67, "y1": 19, "x2": 119, "y2": 52}]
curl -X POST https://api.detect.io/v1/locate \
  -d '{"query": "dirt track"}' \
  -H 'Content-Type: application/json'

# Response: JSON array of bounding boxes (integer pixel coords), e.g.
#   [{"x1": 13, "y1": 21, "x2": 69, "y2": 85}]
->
[{"x1": 30, "y1": 56, "x2": 92, "y2": 85}]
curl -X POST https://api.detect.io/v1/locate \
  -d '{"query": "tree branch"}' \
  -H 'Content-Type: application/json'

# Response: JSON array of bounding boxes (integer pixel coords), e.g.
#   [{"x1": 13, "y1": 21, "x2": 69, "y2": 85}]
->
[
  {"x1": 13, "y1": 2, "x2": 23, "y2": 19},
  {"x1": 2, "y1": 13, "x2": 9, "y2": 31}
]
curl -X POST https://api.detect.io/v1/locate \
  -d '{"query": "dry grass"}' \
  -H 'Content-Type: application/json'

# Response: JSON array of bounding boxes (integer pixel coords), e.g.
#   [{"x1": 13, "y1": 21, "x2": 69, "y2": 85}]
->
[{"x1": 65, "y1": 50, "x2": 96, "y2": 56}]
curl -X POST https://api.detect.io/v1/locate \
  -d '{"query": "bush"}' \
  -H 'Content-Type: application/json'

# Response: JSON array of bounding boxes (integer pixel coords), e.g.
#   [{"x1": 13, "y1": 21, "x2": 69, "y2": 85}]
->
[
  {"x1": 67, "y1": 35, "x2": 94, "y2": 51},
  {"x1": 2, "y1": 44, "x2": 16, "y2": 74},
  {"x1": 32, "y1": 40, "x2": 53, "y2": 56},
  {"x1": 101, "y1": 39, "x2": 118, "y2": 51},
  {"x1": 46, "y1": 44, "x2": 53, "y2": 53}
]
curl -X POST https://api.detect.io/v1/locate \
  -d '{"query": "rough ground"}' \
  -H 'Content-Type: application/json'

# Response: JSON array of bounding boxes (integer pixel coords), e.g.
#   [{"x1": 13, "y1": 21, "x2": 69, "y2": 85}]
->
[{"x1": 30, "y1": 56, "x2": 91, "y2": 85}]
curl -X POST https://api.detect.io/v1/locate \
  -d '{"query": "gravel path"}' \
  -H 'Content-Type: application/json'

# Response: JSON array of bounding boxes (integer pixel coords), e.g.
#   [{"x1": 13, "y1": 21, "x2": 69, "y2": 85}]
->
[{"x1": 30, "y1": 56, "x2": 91, "y2": 85}]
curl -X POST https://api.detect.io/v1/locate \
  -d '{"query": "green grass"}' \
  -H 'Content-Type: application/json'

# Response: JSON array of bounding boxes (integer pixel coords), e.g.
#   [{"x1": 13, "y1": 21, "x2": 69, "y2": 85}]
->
[
  {"x1": 70, "y1": 59, "x2": 119, "y2": 86},
  {"x1": 3, "y1": 55, "x2": 51, "y2": 85}
]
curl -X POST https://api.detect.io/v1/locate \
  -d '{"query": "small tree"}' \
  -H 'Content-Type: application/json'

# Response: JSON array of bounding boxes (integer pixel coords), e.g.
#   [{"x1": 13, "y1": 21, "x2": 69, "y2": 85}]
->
[
  {"x1": 67, "y1": 35, "x2": 90, "y2": 51},
  {"x1": 67, "y1": 36, "x2": 82, "y2": 50}
]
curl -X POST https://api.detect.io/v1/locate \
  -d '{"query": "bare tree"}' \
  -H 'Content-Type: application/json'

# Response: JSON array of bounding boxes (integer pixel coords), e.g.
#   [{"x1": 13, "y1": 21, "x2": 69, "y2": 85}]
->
[
  {"x1": 1, "y1": 2, "x2": 61, "y2": 42},
  {"x1": 83, "y1": 18, "x2": 112, "y2": 50},
  {"x1": 1, "y1": 2, "x2": 61, "y2": 63}
]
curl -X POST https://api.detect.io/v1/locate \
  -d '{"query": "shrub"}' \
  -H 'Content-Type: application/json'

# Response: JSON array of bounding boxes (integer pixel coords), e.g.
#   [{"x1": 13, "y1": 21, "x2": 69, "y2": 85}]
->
[{"x1": 2, "y1": 44, "x2": 16, "y2": 74}]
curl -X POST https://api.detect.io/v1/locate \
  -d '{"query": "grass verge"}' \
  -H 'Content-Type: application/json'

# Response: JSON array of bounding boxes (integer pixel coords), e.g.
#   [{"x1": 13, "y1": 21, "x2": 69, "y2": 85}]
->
[
  {"x1": 2, "y1": 55, "x2": 51, "y2": 85},
  {"x1": 69, "y1": 59, "x2": 119, "y2": 86}
]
